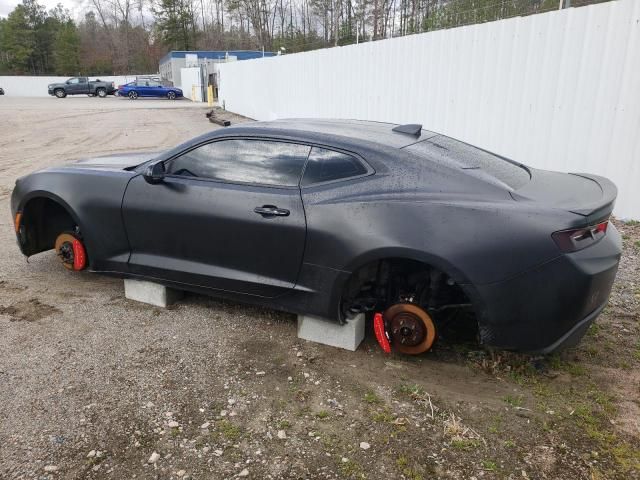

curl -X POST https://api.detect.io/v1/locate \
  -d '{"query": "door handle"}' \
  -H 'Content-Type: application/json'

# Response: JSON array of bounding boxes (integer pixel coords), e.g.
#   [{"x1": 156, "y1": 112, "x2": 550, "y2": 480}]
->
[{"x1": 254, "y1": 205, "x2": 290, "y2": 217}]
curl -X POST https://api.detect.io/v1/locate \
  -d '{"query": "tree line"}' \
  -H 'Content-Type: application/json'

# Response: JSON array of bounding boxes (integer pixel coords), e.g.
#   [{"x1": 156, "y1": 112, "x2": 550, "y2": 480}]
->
[{"x1": 0, "y1": 0, "x2": 607, "y2": 76}]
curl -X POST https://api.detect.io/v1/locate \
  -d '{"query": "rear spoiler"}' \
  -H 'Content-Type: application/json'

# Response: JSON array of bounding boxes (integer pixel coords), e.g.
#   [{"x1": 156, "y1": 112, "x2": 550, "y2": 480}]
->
[{"x1": 567, "y1": 173, "x2": 617, "y2": 222}]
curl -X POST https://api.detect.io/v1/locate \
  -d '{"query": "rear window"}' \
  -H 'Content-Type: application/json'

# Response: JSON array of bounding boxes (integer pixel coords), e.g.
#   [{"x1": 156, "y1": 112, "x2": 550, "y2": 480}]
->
[
  {"x1": 404, "y1": 136, "x2": 530, "y2": 189},
  {"x1": 301, "y1": 147, "x2": 367, "y2": 186}
]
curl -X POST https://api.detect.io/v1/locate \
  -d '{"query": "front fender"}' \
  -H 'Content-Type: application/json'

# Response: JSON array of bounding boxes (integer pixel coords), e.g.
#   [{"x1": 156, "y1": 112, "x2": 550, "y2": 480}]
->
[{"x1": 12, "y1": 168, "x2": 135, "y2": 271}]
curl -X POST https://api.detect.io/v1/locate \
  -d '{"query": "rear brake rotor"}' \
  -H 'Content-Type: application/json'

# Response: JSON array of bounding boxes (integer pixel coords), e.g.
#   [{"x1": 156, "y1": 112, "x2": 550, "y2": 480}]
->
[{"x1": 383, "y1": 303, "x2": 436, "y2": 354}]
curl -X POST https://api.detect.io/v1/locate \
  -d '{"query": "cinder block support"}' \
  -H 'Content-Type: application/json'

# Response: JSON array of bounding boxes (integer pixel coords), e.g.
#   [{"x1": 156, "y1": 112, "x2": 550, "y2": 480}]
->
[
  {"x1": 124, "y1": 279, "x2": 184, "y2": 308},
  {"x1": 297, "y1": 314, "x2": 365, "y2": 351}
]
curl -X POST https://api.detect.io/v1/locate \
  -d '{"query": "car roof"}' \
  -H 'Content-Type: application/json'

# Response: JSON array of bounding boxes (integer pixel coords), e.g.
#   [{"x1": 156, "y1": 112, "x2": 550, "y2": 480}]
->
[{"x1": 216, "y1": 119, "x2": 437, "y2": 150}]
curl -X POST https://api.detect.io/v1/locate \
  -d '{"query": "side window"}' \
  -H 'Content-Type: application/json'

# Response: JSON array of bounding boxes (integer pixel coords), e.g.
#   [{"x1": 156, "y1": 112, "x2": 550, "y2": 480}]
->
[
  {"x1": 166, "y1": 139, "x2": 310, "y2": 187},
  {"x1": 68, "y1": 78, "x2": 80, "y2": 84},
  {"x1": 301, "y1": 147, "x2": 367, "y2": 186}
]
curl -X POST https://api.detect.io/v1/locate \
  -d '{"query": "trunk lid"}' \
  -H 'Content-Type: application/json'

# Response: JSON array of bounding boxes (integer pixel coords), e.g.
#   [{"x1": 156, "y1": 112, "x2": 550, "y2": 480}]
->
[{"x1": 512, "y1": 169, "x2": 617, "y2": 223}]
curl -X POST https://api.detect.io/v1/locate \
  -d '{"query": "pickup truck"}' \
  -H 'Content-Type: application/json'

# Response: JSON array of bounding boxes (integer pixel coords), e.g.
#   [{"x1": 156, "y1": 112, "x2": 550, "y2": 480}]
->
[{"x1": 47, "y1": 77, "x2": 116, "y2": 98}]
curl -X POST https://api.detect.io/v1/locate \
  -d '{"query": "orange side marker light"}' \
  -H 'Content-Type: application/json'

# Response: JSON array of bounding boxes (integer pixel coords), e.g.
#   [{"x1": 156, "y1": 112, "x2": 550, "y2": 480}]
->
[{"x1": 14, "y1": 212, "x2": 22, "y2": 233}]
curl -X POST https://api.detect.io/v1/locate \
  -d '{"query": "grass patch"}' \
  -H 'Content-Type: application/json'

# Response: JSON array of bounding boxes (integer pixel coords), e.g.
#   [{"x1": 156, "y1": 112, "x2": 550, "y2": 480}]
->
[
  {"x1": 217, "y1": 420, "x2": 242, "y2": 441},
  {"x1": 340, "y1": 458, "x2": 365, "y2": 478},
  {"x1": 276, "y1": 419, "x2": 291, "y2": 429},
  {"x1": 587, "y1": 323, "x2": 601, "y2": 337},
  {"x1": 396, "y1": 455, "x2": 423, "y2": 480},
  {"x1": 363, "y1": 391, "x2": 383, "y2": 405},
  {"x1": 370, "y1": 408, "x2": 394, "y2": 423},
  {"x1": 481, "y1": 460, "x2": 498, "y2": 471},
  {"x1": 502, "y1": 394, "x2": 524, "y2": 407},
  {"x1": 397, "y1": 383, "x2": 425, "y2": 398},
  {"x1": 563, "y1": 362, "x2": 587, "y2": 376},
  {"x1": 315, "y1": 410, "x2": 330, "y2": 420},
  {"x1": 451, "y1": 439, "x2": 481, "y2": 450}
]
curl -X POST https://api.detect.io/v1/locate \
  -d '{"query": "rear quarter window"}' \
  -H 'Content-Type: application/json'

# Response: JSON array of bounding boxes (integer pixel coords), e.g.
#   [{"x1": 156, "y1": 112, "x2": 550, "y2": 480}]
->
[
  {"x1": 404, "y1": 136, "x2": 530, "y2": 189},
  {"x1": 302, "y1": 147, "x2": 367, "y2": 186}
]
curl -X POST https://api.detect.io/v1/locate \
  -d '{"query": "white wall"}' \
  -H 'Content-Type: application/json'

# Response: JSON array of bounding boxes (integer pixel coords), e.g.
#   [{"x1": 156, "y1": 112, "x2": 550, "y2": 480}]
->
[
  {"x1": 0, "y1": 75, "x2": 148, "y2": 97},
  {"x1": 218, "y1": 0, "x2": 640, "y2": 219},
  {"x1": 180, "y1": 67, "x2": 203, "y2": 101}
]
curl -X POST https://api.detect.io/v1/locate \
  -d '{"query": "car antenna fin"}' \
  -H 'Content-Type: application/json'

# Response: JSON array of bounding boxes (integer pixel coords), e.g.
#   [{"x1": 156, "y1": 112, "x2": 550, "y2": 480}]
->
[{"x1": 392, "y1": 124, "x2": 422, "y2": 136}]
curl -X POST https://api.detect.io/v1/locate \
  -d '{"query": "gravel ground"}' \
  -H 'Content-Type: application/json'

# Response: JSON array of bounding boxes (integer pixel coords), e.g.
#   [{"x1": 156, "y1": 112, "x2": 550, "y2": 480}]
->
[{"x1": 0, "y1": 97, "x2": 638, "y2": 479}]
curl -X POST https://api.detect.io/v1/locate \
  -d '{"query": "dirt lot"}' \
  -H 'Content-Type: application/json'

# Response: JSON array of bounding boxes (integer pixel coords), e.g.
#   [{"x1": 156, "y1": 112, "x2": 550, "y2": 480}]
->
[{"x1": 0, "y1": 97, "x2": 638, "y2": 480}]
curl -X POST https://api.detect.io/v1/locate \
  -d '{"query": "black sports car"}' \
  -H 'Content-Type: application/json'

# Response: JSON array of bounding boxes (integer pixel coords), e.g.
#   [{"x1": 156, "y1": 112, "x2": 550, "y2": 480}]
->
[{"x1": 10, "y1": 119, "x2": 622, "y2": 354}]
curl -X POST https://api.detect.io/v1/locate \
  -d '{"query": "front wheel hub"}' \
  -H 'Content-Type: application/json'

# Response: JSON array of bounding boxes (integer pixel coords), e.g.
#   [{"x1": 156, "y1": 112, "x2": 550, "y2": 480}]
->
[{"x1": 383, "y1": 303, "x2": 436, "y2": 354}]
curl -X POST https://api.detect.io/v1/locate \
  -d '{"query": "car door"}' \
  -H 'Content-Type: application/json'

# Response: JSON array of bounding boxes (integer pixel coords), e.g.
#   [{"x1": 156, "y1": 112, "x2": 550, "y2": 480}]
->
[
  {"x1": 77, "y1": 78, "x2": 90, "y2": 94},
  {"x1": 147, "y1": 80, "x2": 164, "y2": 97},
  {"x1": 66, "y1": 77, "x2": 82, "y2": 94},
  {"x1": 121, "y1": 138, "x2": 310, "y2": 298},
  {"x1": 133, "y1": 80, "x2": 147, "y2": 97}
]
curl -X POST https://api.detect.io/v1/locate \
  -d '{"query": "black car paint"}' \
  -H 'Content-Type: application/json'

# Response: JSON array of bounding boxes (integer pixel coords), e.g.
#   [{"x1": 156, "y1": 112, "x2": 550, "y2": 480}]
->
[{"x1": 10, "y1": 119, "x2": 622, "y2": 353}]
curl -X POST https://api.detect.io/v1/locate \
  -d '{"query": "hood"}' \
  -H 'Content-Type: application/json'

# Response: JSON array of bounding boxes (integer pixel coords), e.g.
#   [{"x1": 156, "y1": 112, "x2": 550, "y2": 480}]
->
[{"x1": 67, "y1": 151, "x2": 159, "y2": 171}]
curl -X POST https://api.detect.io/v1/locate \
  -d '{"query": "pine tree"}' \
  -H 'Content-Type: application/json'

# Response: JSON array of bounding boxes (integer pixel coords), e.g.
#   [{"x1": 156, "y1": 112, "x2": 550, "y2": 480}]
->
[
  {"x1": 54, "y1": 22, "x2": 80, "y2": 75},
  {"x1": 0, "y1": 5, "x2": 35, "y2": 73}
]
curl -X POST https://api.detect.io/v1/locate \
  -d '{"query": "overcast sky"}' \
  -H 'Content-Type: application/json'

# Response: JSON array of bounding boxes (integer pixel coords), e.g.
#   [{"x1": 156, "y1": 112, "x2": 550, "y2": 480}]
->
[{"x1": 0, "y1": 0, "x2": 87, "y2": 19}]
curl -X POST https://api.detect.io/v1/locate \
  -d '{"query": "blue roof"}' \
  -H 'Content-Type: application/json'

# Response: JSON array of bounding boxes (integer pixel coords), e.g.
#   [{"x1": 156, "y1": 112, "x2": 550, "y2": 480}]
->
[{"x1": 160, "y1": 50, "x2": 276, "y2": 65}]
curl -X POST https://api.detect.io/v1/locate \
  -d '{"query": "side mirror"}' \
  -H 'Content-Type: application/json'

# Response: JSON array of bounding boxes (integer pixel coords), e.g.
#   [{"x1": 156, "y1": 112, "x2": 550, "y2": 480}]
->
[{"x1": 143, "y1": 162, "x2": 166, "y2": 184}]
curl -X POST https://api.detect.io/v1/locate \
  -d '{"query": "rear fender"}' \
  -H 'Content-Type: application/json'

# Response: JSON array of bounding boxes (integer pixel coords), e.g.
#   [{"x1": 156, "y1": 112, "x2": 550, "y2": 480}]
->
[{"x1": 330, "y1": 247, "x2": 486, "y2": 325}]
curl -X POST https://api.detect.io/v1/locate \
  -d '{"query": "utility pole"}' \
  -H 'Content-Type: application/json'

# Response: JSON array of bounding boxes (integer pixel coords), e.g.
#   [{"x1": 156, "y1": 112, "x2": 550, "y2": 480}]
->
[{"x1": 559, "y1": 0, "x2": 571, "y2": 8}]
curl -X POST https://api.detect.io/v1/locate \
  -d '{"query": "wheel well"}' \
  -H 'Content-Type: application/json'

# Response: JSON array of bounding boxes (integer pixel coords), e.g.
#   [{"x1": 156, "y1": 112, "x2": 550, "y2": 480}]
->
[
  {"x1": 340, "y1": 258, "x2": 478, "y2": 342},
  {"x1": 20, "y1": 198, "x2": 78, "y2": 257}
]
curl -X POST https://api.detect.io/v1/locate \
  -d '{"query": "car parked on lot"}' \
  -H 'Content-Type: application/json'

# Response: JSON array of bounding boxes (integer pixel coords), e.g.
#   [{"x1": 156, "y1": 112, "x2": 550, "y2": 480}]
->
[
  {"x1": 0, "y1": 87, "x2": 4, "y2": 95},
  {"x1": 48, "y1": 77, "x2": 116, "y2": 98},
  {"x1": 118, "y1": 79, "x2": 183, "y2": 100},
  {"x1": 10, "y1": 120, "x2": 622, "y2": 354}
]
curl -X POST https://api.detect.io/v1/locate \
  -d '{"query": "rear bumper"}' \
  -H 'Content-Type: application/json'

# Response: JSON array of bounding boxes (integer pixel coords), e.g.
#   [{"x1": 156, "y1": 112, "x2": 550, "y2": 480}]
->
[{"x1": 475, "y1": 224, "x2": 622, "y2": 353}]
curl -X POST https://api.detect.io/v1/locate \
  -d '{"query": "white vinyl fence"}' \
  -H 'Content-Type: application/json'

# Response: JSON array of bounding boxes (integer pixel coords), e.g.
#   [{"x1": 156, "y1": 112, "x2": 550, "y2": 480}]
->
[
  {"x1": 218, "y1": 0, "x2": 640, "y2": 220},
  {"x1": 0, "y1": 75, "x2": 149, "y2": 97}
]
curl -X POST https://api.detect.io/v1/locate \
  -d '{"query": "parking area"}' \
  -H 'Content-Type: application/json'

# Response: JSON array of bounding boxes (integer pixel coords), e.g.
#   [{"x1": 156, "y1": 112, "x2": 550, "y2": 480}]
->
[{"x1": 0, "y1": 97, "x2": 638, "y2": 479}]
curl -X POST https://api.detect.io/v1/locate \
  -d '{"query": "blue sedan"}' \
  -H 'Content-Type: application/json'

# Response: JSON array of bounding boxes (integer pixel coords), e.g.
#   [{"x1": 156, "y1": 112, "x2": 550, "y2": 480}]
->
[{"x1": 118, "y1": 80, "x2": 183, "y2": 100}]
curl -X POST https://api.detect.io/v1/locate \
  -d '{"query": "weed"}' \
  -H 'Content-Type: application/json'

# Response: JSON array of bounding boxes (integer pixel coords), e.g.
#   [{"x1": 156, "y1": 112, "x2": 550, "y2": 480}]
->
[
  {"x1": 451, "y1": 439, "x2": 481, "y2": 450},
  {"x1": 396, "y1": 455, "x2": 423, "y2": 480},
  {"x1": 370, "y1": 408, "x2": 394, "y2": 423},
  {"x1": 277, "y1": 420, "x2": 291, "y2": 429},
  {"x1": 340, "y1": 458, "x2": 365, "y2": 478},
  {"x1": 481, "y1": 460, "x2": 498, "y2": 471},
  {"x1": 502, "y1": 394, "x2": 524, "y2": 407},
  {"x1": 315, "y1": 410, "x2": 330, "y2": 420},
  {"x1": 398, "y1": 383, "x2": 425, "y2": 397},
  {"x1": 563, "y1": 362, "x2": 587, "y2": 376},
  {"x1": 217, "y1": 420, "x2": 241, "y2": 441},
  {"x1": 363, "y1": 391, "x2": 382, "y2": 404}
]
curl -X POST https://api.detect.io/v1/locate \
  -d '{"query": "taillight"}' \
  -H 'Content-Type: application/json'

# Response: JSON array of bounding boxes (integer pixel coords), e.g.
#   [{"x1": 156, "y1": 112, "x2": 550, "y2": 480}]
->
[{"x1": 552, "y1": 220, "x2": 609, "y2": 252}]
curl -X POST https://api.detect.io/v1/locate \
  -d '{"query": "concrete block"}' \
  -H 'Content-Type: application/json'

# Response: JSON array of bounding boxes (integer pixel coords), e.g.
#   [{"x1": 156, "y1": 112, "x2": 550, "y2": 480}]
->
[
  {"x1": 297, "y1": 313, "x2": 365, "y2": 351},
  {"x1": 124, "y1": 279, "x2": 183, "y2": 308}
]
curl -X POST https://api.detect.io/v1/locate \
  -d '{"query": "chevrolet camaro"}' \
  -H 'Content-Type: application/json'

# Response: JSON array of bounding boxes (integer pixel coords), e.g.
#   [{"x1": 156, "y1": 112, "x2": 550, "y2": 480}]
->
[{"x1": 10, "y1": 120, "x2": 622, "y2": 354}]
